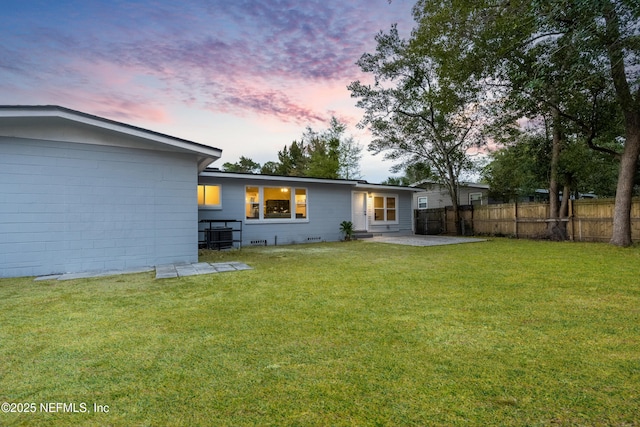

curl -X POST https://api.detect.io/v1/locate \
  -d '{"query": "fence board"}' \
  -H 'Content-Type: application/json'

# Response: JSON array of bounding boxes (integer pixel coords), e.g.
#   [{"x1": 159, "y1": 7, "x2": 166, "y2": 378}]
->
[{"x1": 471, "y1": 198, "x2": 640, "y2": 242}]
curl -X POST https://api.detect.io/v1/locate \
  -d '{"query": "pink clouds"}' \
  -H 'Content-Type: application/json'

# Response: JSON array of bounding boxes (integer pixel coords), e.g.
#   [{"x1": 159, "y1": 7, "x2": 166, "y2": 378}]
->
[{"x1": 1, "y1": 0, "x2": 415, "y2": 181}]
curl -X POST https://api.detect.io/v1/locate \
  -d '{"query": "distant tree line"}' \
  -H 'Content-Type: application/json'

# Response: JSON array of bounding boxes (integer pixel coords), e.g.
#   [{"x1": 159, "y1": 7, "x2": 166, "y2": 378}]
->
[{"x1": 222, "y1": 117, "x2": 363, "y2": 180}]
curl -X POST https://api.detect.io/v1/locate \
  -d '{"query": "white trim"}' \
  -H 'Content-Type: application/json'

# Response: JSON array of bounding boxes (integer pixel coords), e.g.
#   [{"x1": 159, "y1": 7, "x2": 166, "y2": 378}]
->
[
  {"x1": 198, "y1": 184, "x2": 222, "y2": 210},
  {"x1": 371, "y1": 193, "x2": 399, "y2": 224},
  {"x1": 245, "y1": 185, "x2": 309, "y2": 222},
  {"x1": 244, "y1": 219, "x2": 310, "y2": 225},
  {"x1": 203, "y1": 170, "x2": 358, "y2": 186},
  {"x1": 417, "y1": 196, "x2": 428, "y2": 210},
  {"x1": 0, "y1": 105, "x2": 222, "y2": 172},
  {"x1": 469, "y1": 192, "x2": 483, "y2": 205},
  {"x1": 355, "y1": 182, "x2": 420, "y2": 192},
  {"x1": 351, "y1": 191, "x2": 368, "y2": 231}
]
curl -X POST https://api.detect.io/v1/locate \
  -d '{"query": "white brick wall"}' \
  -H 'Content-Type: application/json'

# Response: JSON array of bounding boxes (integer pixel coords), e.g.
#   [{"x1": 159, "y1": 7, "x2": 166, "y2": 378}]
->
[{"x1": 0, "y1": 137, "x2": 198, "y2": 277}]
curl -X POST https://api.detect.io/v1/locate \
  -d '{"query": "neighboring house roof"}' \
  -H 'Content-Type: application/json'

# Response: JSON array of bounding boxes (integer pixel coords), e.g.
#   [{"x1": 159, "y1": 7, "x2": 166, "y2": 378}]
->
[
  {"x1": 0, "y1": 105, "x2": 222, "y2": 172},
  {"x1": 201, "y1": 169, "x2": 420, "y2": 191},
  {"x1": 413, "y1": 180, "x2": 490, "y2": 190}
]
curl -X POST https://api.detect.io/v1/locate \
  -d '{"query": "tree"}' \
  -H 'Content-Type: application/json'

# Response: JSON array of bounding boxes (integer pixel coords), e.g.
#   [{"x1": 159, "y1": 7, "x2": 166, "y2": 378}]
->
[
  {"x1": 412, "y1": 0, "x2": 640, "y2": 246},
  {"x1": 483, "y1": 129, "x2": 622, "y2": 203},
  {"x1": 275, "y1": 140, "x2": 307, "y2": 176},
  {"x1": 382, "y1": 163, "x2": 434, "y2": 186},
  {"x1": 260, "y1": 161, "x2": 279, "y2": 175},
  {"x1": 338, "y1": 135, "x2": 363, "y2": 180},
  {"x1": 349, "y1": 25, "x2": 483, "y2": 233},
  {"x1": 228, "y1": 117, "x2": 362, "y2": 180},
  {"x1": 303, "y1": 117, "x2": 363, "y2": 179},
  {"x1": 264, "y1": 117, "x2": 362, "y2": 179},
  {"x1": 222, "y1": 156, "x2": 261, "y2": 173},
  {"x1": 482, "y1": 135, "x2": 549, "y2": 203},
  {"x1": 303, "y1": 125, "x2": 341, "y2": 179}
]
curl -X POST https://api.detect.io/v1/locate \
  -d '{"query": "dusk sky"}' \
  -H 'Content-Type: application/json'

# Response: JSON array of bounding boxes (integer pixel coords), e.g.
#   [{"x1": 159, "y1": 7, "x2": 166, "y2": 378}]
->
[{"x1": 2, "y1": 0, "x2": 415, "y2": 182}]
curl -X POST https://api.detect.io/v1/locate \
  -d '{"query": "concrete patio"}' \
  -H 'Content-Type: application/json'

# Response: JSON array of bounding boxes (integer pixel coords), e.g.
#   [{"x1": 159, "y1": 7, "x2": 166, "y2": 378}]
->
[{"x1": 364, "y1": 234, "x2": 486, "y2": 246}]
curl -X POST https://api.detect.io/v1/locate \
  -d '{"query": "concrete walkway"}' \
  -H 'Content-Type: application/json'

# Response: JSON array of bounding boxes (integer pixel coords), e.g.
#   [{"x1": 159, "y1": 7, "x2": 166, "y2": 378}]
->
[
  {"x1": 34, "y1": 262, "x2": 252, "y2": 281},
  {"x1": 155, "y1": 262, "x2": 252, "y2": 279},
  {"x1": 364, "y1": 235, "x2": 486, "y2": 247}
]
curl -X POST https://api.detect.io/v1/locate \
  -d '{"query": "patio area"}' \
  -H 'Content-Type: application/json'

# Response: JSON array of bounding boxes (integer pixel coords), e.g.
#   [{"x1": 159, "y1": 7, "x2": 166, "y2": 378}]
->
[{"x1": 364, "y1": 234, "x2": 486, "y2": 246}]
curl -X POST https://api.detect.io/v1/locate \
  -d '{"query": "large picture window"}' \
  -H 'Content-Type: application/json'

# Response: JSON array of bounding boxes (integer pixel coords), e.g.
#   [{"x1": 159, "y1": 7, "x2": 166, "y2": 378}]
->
[
  {"x1": 246, "y1": 186, "x2": 307, "y2": 221},
  {"x1": 373, "y1": 195, "x2": 398, "y2": 223},
  {"x1": 198, "y1": 185, "x2": 221, "y2": 208}
]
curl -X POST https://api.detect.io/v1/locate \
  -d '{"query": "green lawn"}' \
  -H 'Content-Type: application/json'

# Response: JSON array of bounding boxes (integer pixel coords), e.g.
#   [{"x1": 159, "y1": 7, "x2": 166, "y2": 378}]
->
[{"x1": 1, "y1": 239, "x2": 639, "y2": 426}]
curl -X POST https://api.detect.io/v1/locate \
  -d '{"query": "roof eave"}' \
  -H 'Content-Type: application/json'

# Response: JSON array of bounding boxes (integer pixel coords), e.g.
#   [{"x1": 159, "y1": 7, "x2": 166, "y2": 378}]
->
[{"x1": 0, "y1": 105, "x2": 223, "y2": 162}]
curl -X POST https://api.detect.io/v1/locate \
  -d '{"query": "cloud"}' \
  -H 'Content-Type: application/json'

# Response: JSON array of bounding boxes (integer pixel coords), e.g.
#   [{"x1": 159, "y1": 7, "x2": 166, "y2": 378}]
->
[{"x1": 2, "y1": 0, "x2": 414, "y2": 125}]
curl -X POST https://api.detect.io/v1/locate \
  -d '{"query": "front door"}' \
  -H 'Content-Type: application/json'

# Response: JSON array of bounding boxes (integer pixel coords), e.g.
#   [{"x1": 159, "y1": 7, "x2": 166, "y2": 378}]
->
[{"x1": 352, "y1": 191, "x2": 367, "y2": 231}]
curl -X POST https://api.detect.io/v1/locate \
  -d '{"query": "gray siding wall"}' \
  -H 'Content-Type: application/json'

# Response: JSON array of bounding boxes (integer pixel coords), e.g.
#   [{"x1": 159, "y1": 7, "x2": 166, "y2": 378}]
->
[
  {"x1": 367, "y1": 190, "x2": 414, "y2": 234},
  {"x1": 414, "y1": 187, "x2": 489, "y2": 209},
  {"x1": 0, "y1": 137, "x2": 198, "y2": 277},
  {"x1": 198, "y1": 176, "x2": 352, "y2": 246}
]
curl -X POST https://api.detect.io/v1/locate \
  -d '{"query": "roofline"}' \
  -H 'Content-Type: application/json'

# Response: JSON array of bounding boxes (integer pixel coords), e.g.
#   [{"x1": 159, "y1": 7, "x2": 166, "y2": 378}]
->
[
  {"x1": 0, "y1": 105, "x2": 223, "y2": 168},
  {"x1": 413, "y1": 179, "x2": 490, "y2": 190},
  {"x1": 201, "y1": 169, "x2": 420, "y2": 190},
  {"x1": 200, "y1": 169, "x2": 359, "y2": 185},
  {"x1": 355, "y1": 182, "x2": 421, "y2": 192}
]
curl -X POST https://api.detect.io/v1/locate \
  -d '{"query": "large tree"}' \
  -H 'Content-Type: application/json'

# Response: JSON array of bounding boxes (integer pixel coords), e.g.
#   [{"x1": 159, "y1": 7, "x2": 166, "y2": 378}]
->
[
  {"x1": 228, "y1": 117, "x2": 362, "y2": 179},
  {"x1": 349, "y1": 25, "x2": 483, "y2": 232},
  {"x1": 483, "y1": 129, "x2": 622, "y2": 203},
  {"x1": 412, "y1": 0, "x2": 640, "y2": 246},
  {"x1": 222, "y1": 156, "x2": 262, "y2": 174}
]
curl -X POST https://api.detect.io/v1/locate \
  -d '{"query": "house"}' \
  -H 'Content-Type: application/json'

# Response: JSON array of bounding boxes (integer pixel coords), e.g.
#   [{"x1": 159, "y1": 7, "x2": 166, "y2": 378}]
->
[
  {"x1": 1, "y1": 105, "x2": 418, "y2": 278},
  {"x1": 197, "y1": 170, "x2": 418, "y2": 247},
  {"x1": 0, "y1": 105, "x2": 221, "y2": 278},
  {"x1": 413, "y1": 181, "x2": 490, "y2": 210}
]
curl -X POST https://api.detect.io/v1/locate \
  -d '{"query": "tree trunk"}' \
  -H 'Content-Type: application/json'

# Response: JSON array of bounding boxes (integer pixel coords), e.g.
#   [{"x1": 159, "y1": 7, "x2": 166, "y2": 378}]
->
[
  {"x1": 610, "y1": 127, "x2": 640, "y2": 246},
  {"x1": 547, "y1": 107, "x2": 568, "y2": 241},
  {"x1": 603, "y1": 1, "x2": 640, "y2": 246},
  {"x1": 560, "y1": 182, "x2": 570, "y2": 219}
]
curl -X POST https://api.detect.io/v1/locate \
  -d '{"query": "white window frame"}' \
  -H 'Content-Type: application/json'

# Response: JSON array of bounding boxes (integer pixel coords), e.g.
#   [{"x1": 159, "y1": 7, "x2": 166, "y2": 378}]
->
[
  {"x1": 417, "y1": 196, "x2": 428, "y2": 210},
  {"x1": 469, "y1": 192, "x2": 483, "y2": 205},
  {"x1": 245, "y1": 185, "x2": 309, "y2": 223},
  {"x1": 198, "y1": 184, "x2": 222, "y2": 209},
  {"x1": 371, "y1": 193, "x2": 399, "y2": 224}
]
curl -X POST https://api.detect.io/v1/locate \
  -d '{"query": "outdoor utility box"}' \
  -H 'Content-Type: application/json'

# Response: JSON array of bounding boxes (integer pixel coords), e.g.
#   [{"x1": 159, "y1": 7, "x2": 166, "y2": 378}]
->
[{"x1": 206, "y1": 227, "x2": 233, "y2": 250}]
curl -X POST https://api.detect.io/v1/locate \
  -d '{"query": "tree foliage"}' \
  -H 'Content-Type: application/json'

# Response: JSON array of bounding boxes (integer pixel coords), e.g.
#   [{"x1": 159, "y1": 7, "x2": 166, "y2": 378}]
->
[
  {"x1": 222, "y1": 117, "x2": 362, "y2": 180},
  {"x1": 222, "y1": 156, "x2": 262, "y2": 174},
  {"x1": 349, "y1": 25, "x2": 484, "y2": 229},
  {"x1": 412, "y1": 0, "x2": 640, "y2": 245}
]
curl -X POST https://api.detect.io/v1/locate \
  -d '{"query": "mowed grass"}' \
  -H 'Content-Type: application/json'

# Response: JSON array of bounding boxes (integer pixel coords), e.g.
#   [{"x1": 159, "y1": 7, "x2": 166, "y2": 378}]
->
[{"x1": 0, "y1": 239, "x2": 639, "y2": 426}]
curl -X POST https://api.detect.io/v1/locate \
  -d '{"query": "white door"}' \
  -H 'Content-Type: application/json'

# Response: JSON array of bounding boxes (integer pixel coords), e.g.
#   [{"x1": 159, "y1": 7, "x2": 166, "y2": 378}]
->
[{"x1": 352, "y1": 192, "x2": 367, "y2": 231}]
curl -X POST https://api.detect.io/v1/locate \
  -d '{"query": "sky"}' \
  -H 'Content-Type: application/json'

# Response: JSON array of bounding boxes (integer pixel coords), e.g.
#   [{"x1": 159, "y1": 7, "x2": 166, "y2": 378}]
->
[{"x1": 1, "y1": 0, "x2": 416, "y2": 182}]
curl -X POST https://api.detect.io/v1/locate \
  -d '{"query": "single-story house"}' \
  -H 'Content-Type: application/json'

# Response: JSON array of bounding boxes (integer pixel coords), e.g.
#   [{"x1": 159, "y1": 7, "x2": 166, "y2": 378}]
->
[
  {"x1": 1, "y1": 105, "x2": 418, "y2": 278},
  {"x1": 413, "y1": 181, "x2": 490, "y2": 210},
  {"x1": 197, "y1": 170, "x2": 418, "y2": 247},
  {"x1": 0, "y1": 105, "x2": 221, "y2": 278}
]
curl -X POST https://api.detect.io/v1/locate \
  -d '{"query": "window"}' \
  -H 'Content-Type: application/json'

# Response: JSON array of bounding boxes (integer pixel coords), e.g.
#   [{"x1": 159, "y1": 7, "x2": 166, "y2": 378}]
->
[
  {"x1": 295, "y1": 188, "x2": 307, "y2": 219},
  {"x1": 469, "y1": 192, "x2": 483, "y2": 205},
  {"x1": 373, "y1": 195, "x2": 398, "y2": 223},
  {"x1": 417, "y1": 196, "x2": 428, "y2": 209},
  {"x1": 198, "y1": 185, "x2": 221, "y2": 208},
  {"x1": 246, "y1": 186, "x2": 259, "y2": 219},
  {"x1": 246, "y1": 186, "x2": 307, "y2": 221}
]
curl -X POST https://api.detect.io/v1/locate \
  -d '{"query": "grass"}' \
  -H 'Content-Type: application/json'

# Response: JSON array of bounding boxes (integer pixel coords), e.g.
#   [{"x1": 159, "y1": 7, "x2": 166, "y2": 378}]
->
[{"x1": 0, "y1": 238, "x2": 639, "y2": 426}]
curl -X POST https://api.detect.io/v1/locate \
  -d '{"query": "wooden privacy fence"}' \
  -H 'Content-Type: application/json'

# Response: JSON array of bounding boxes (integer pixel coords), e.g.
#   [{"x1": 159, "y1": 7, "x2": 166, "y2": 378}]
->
[{"x1": 416, "y1": 198, "x2": 640, "y2": 242}]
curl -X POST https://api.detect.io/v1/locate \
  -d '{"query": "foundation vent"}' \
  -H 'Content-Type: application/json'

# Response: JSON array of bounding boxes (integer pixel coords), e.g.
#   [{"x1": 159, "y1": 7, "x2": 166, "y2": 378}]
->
[
  {"x1": 250, "y1": 240, "x2": 267, "y2": 246},
  {"x1": 307, "y1": 236, "x2": 322, "y2": 242}
]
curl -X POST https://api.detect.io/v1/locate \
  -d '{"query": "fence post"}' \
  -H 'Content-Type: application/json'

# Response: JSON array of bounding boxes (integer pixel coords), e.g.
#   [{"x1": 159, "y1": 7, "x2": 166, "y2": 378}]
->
[
  {"x1": 514, "y1": 201, "x2": 518, "y2": 238},
  {"x1": 569, "y1": 198, "x2": 574, "y2": 241}
]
